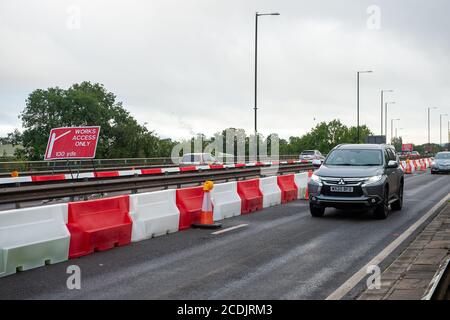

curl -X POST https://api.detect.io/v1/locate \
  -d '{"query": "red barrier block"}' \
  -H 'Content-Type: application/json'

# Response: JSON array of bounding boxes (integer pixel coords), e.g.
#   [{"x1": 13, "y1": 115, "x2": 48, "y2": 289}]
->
[
  {"x1": 235, "y1": 163, "x2": 246, "y2": 168},
  {"x1": 67, "y1": 195, "x2": 132, "y2": 258},
  {"x1": 31, "y1": 174, "x2": 66, "y2": 182},
  {"x1": 277, "y1": 174, "x2": 298, "y2": 203},
  {"x1": 180, "y1": 166, "x2": 197, "y2": 172},
  {"x1": 176, "y1": 187, "x2": 204, "y2": 230},
  {"x1": 141, "y1": 168, "x2": 163, "y2": 175},
  {"x1": 94, "y1": 171, "x2": 119, "y2": 178},
  {"x1": 237, "y1": 179, "x2": 263, "y2": 214},
  {"x1": 287, "y1": 160, "x2": 295, "y2": 164},
  {"x1": 209, "y1": 164, "x2": 224, "y2": 170}
]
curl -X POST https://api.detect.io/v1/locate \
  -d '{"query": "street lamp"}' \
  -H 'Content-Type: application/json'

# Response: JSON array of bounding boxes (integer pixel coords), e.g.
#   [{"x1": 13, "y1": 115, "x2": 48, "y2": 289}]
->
[
  {"x1": 357, "y1": 70, "x2": 373, "y2": 142},
  {"x1": 254, "y1": 11, "x2": 280, "y2": 136},
  {"x1": 440, "y1": 113, "x2": 448, "y2": 146},
  {"x1": 380, "y1": 89, "x2": 394, "y2": 135},
  {"x1": 385, "y1": 101, "x2": 396, "y2": 142},
  {"x1": 427, "y1": 107, "x2": 438, "y2": 145},
  {"x1": 390, "y1": 118, "x2": 400, "y2": 143},
  {"x1": 396, "y1": 127, "x2": 403, "y2": 138}
]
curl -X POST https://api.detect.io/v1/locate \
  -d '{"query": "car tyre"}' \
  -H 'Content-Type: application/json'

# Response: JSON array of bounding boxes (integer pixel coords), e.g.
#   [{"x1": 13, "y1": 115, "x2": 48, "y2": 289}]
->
[
  {"x1": 374, "y1": 188, "x2": 389, "y2": 219},
  {"x1": 391, "y1": 182, "x2": 403, "y2": 211},
  {"x1": 310, "y1": 204, "x2": 325, "y2": 217}
]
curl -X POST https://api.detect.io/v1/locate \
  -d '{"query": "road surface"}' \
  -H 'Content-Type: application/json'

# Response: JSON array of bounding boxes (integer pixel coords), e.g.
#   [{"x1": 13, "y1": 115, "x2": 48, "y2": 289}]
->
[{"x1": 1, "y1": 170, "x2": 449, "y2": 300}]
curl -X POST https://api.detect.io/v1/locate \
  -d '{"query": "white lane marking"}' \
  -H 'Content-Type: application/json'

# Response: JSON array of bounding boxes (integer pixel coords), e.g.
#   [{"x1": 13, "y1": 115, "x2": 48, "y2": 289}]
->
[
  {"x1": 326, "y1": 193, "x2": 450, "y2": 300},
  {"x1": 212, "y1": 224, "x2": 248, "y2": 235}
]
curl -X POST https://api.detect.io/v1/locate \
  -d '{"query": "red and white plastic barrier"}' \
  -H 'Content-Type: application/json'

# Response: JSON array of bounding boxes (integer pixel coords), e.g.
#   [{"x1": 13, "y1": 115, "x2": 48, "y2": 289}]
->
[
  {"x1": 67, "y1": 195, "x2": 132, "y2": 258},
  {"x1": 210, "y1": 182, "x2": 242, "y2": 220},
  {"x1": 0, "y1": 204, "x2": 70, "y2": 277},
  {"x1": 259, "y1": 176, "x2": 282, "y2": 208},
  {"x1": 237, "y1": 179, "x2": 264, "y2": 214},
  {"x1": 129, "y1": 190, "x2": 179, "y2": 242},
  {"x1": 0, "y1": 160, "x2": 311, "y2": 186}
]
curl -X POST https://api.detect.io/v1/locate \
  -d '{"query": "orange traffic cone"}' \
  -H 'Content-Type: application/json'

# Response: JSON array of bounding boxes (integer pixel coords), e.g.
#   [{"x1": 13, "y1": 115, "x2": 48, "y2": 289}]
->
[
  {"x1": 192, "y1": 180, "x2": 222, "y2": 229},
  {"x1": 305, "y1": 170, "x2": 313, "y2": 199},
  {"x1": 11, "y1": 170, "x2": 19, "y2": 178}
]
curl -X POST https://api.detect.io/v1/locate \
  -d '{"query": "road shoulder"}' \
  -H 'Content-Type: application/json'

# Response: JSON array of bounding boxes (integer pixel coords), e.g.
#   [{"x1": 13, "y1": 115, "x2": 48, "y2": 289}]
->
[{"x1": 358, "y1": 200, "x2": 450, "y2": 300}]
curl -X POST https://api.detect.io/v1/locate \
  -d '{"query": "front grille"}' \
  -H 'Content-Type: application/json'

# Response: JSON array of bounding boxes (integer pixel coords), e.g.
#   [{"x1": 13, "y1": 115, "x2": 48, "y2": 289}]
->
[{"x1": 321, "y1": 185, "x2": 364, "y2": 197}]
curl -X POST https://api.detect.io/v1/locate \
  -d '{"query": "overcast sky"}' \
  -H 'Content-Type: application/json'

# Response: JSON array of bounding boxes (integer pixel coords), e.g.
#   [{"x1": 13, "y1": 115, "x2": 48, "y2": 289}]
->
[{"x1": 1, "y1": 0, "x2": 449, "y2": 144}]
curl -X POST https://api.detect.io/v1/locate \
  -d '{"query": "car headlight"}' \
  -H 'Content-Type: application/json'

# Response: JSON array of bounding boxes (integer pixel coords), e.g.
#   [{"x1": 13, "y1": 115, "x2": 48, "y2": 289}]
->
[
  {"x1": 365, "y1": 175, "x2": 383, "y2": 185},
  {"x1": 311, "y1": 173, "x2": 321, "y2": 183}
]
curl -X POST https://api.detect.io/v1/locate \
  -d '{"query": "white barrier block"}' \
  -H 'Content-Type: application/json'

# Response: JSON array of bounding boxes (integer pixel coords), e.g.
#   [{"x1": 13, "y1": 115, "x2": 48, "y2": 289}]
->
[
  {"x1": 400, "y1": 161, "x2": 407, "y2": 172},
  {"x1": 211, "y1": 182, "x2": 242, "y2": 221},
  {"x1": 196, "y1": 165, "x2": 210, "y2": 171},
  {"x1": 118, "y1": 169, "x2": 141, "y2": 176},
  {"x1": 0, "y1": 176, "x2": 33, "y2": 185},
  {"x1": 224, "y1": 164, "x2": 236, "y2": 168},
  {"x1": 259, "y1": 176, "x2": 282, "y2": 208},
  {"x1": 0, "y1": 204, "x2": 70, "y2": 278},
  {"x1": 294, "y1": 172, "x2": 308, "y2": 199},
  {"x1": 162, "y1": 167, "x2": 180, "y2": 173},
  {"x1": 64, "y1": 172, "x2": 95, "y2": 180},
  {"x1": 129, "y1": 190, "x2": 180, "y2": 242}
]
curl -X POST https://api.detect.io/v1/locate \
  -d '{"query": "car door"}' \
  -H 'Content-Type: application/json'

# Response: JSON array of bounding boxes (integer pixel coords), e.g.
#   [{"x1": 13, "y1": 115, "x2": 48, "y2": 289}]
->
[
  {"x1": 385, "y1": 148, "x2": 398, "y2": 198},
  {"x1": 392, "y1": 147, "x2": 403, "y2": 190}
]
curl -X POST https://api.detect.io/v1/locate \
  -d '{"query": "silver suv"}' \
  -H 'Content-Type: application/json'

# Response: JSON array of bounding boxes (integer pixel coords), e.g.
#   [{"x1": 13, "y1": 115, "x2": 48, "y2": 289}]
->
[
  {"x1": 300, "y1": 150, "x2": 324, "y2": 161},
  {"x1": 307, "y1": 144, "x2": 404, "y2": 219},
  {"x1": 431, "y1": 152, "x2": 450, "y2": 174}
]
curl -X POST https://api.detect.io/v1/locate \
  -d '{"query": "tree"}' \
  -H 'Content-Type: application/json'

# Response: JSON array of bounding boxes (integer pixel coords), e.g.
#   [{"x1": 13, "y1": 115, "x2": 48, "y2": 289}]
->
[
  {"x1": 391, "y1": 136, "x2": 403, "y2": 152},
  {"x1": 287, "y1": 120, "x2": 373, "y2": 155},
  {"x1": 19, "y1": 82, "x2": 167, "y2": 160}
]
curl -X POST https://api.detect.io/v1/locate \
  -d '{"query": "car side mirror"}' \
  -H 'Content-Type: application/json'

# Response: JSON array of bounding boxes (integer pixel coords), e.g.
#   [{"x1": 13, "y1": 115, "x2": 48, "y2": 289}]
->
[
  {"x1": 387, "y1": 160, "x2": 398, "y2": 168},
  {"x1": 312, "y1": 159, "x2": 322, "y2": 167}
]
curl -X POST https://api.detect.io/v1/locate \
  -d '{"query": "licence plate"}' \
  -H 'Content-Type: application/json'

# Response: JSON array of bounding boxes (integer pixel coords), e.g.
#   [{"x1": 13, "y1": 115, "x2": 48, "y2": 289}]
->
[{"x1": 330, "y1": 186, "x2": 354, "y2": 193}]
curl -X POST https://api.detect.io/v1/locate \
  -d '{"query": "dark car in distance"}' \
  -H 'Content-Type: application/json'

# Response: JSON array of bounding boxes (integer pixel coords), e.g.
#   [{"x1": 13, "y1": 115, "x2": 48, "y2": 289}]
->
[{"x1": 307, "y1": 144, "x2": 404, "y2": 219}]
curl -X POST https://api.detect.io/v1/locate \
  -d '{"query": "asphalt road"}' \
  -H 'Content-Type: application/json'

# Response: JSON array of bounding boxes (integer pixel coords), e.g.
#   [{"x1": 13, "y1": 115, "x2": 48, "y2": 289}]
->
[{"x1": 1, "y1": 170, "x2": 449, "y2": 300}]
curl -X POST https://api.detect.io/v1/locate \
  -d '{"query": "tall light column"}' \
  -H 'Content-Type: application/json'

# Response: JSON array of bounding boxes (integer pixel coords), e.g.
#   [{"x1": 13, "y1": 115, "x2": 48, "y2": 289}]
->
[
  {"x1": 380, "y1": 89, "x2": 394, "y2": 135},
  {"x1": 356, "y1": 70, "x2": 373, "y2": 142}
]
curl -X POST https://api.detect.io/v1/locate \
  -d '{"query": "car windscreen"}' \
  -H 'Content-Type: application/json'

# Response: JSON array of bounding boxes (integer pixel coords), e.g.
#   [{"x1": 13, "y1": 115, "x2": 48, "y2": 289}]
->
[
  {"x1": 324, "y1": 149, "x2": 383, "y2": 166},
  {"x1": 301, "y1": 150, "x2": 315, "y2": 155},
  {"x1": 181, "y1": 154, "x2": 201, "y2": 162},
  {"x1": 435, "y1": 153, "x2": 450, "y2": 159},
  {"x1": 203, "y1": 154, "x2": 215, "y2": 162}
]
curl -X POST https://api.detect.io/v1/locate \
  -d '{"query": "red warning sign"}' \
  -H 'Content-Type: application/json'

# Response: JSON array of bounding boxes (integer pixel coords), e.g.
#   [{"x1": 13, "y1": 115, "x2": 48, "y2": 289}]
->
[{"x1": 44, "y1": 126, "x2": 100, "y2": 160}]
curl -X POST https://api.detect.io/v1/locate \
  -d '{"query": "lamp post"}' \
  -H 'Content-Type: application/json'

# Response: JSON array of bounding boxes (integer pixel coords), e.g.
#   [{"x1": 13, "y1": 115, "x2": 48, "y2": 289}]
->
[
  {"x1": 380, "y1": 89, "x2": 394, "y2": 135},
  {"x1": 391, "y1": 118, "x2": 400, "y2": 143},
  {"x1": 357, "y1": 70, "x2": 373, "y2": 142},
  {"x1": 396, "y1": 127, "x2": 403, "y2": 139},
  {"x1": 440, "y1": 113, "x2": 448, "y2": 146},
  {"x1": 385, "y1": 101, "x2": 396, "y2": 142},
  {"x1": 254, "y1": 11, "x2": 280, "y2": 136},
  {"x1": 427, "y1": 107, "x2": 437, "y2": 145}
]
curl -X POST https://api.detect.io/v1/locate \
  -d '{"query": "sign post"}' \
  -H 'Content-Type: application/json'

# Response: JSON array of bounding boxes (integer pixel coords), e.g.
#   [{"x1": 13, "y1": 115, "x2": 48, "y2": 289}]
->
[{"x1": 44, "y1": 126, "x2": 100, "y2": 160}]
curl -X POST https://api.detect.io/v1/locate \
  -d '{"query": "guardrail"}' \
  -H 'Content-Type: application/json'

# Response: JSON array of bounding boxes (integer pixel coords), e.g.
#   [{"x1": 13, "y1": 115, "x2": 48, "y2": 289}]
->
[
  {"x1": 0, "y1": 163, "x2": 313, "y2": 206},
  {"x1": 0, "y1": 155, "x2": 301, "y2": 176}
]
